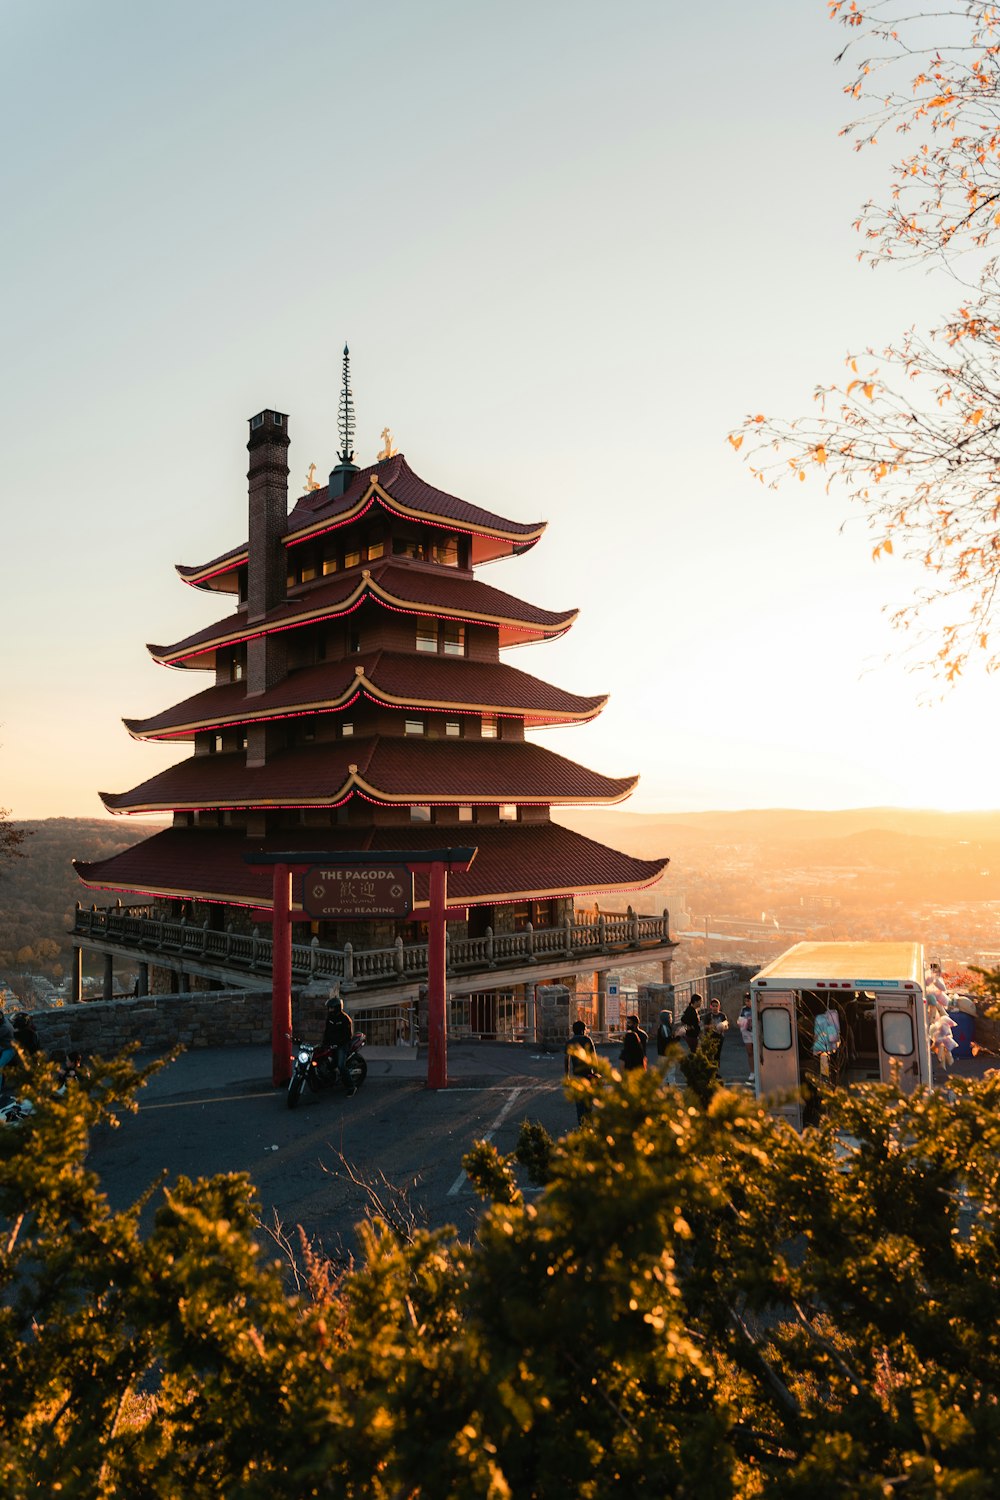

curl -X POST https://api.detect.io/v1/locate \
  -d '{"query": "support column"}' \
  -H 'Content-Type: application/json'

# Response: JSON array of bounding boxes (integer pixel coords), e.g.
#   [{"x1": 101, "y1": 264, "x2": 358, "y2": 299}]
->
[
  {"x1": 525, "y1": 983, "x2": 537, "y2": 1045},
  {"x1": 103, "y1": 953, "x2": 114, "y2": 1001},
  {"x1": 137, "y1": 963, "x2": 149, "y2": 997},
  {"x1": 271, "y1": 864, "x2": 293, "y2": 1087},
  {"x1": 71, "y1": 947, "x2": 82, "y2": 1004},
  {"x1": 595, "y1": 970, "x2": 608, "y2": 1036},
  {"x1": 426, "y1": 861, "x2": 448, "y2": 1090}
]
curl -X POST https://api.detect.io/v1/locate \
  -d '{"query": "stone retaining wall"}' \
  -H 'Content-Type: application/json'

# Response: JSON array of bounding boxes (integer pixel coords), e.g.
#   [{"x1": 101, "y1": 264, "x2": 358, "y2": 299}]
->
[{"x1": 19, "y1": 989, "x2": 332, "y2": 1058}]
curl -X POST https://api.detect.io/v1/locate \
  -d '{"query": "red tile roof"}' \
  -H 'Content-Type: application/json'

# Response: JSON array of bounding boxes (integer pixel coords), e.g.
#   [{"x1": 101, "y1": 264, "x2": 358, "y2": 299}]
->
[
  {"x1": 178, "y1": 454, "x2": 546, "y2": 589},
  {"x1": 148, "y1": 563, "x2": 576, "y2": 666},
  {"x1": 125, "y1": 653, "x2": 607, "y2": 739},
  {"x1": 75, "y1": 822, "x2": 668, "y2": 909},
  {"x1": 100, "y1": 737, "x2": 638, "y2": 814}
]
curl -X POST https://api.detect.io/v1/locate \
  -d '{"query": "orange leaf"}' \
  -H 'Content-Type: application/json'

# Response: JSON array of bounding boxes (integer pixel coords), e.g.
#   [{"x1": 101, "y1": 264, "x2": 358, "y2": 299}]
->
[
  {"x1": 728, "y1": 433, "x2": 744, "y2": 451},
  {"x1": 862, "y1": 383, "x2": 874, "y2": 399},
  {"x1": 813, "y1": 444, "x2": 828, "y2": 465},
  {"x1": 883, "y1": 538, "x2": 893, "y2": 554}
]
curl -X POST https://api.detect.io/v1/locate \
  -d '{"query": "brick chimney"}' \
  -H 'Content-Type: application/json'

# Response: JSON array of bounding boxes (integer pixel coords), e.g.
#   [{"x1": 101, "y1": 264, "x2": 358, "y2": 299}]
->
[{"x1": 245, "y1": 410, "x2": 289, "y2": 760}]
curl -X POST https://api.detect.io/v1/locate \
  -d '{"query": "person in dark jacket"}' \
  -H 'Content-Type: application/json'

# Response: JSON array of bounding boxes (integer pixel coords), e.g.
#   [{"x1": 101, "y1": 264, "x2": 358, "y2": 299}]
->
[
  {"x1": 655, "y1": 1008, "x2": 674, "y2": 1058},
  {"x1": 679, "y1": 998, "x2": 701, "y2": 1053},
  {"x1": 321, "y1": 989, "x2": 356, "y2": 1095},
  {"x1": 564, "y1": 1018, "x2": 598, "y2": 1123},
  {"x1": 0, "y1": 1007, "x2": 15, "y2": 1095},
  {"x1": 619, "y1": 1014, "x2": 648, "y2": 1071}
]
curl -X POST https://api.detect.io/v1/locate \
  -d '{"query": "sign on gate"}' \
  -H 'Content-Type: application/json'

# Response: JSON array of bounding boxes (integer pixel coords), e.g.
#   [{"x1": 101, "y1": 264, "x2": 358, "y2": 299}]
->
[{"x1": 301, "y1": 864, "x2": 414, "y2": 920}]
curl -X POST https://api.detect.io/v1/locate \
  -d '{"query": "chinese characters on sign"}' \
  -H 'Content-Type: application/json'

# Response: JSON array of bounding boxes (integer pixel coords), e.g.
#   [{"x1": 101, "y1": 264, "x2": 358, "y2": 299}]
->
[{"x1": 301, "y1": 865, "x2": 414, "y2": 920}]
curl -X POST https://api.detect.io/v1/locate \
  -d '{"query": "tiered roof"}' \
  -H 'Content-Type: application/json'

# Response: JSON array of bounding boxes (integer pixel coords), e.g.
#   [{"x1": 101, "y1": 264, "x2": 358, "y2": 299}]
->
[
  {"x1": 150, "y1": 562, "x2": 576, "y2": 666},
  {"x1": 125, "y1": 653, "x2": 607, "y2": 739},
  {"x1": 81, "y1": 411, "x2": 668, "y2": 913},
  {"x1": 76, "y1": 823, "x2": 666, "y2": 911},
  {"x1": 178, "y1": 454, "x2": 546, "y2": 592},
  {"x1": 100, "y1": 738, "x2": 638, "y2": 815}
]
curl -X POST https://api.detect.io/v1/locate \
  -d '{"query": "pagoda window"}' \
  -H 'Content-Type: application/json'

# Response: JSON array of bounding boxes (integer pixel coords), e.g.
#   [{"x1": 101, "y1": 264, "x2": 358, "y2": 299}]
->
[
  {"x1": 445, "y1": 720, "x2": 462, "y2": 737},
  {"x1": 458, "y1": 805, "x2": 473, "y2": 822},
  {"x1": 404, "y1": 718, "x2": 425, "y2": 736},
  {"x1": 442, "y1": 623, "x2": 466, "y2": 657},
  {"x1": 432, "y1": 536, "x2": 460, "y2": 567},
  {"x1": 410, "y1": 805, "x2": 432, "y2": 823},
  {"x1": 322, "y1": 541, "x2": 338, "y2": 576},
  {"x1": 213, "y1": 734, "x2": 224, "y2": 754},
  {"x1": 481, "y1": 714, "x2": 498, "y2": 739},
  {"x1": 366, "y1": 535, "x2": 385, "y2": 561},
  {"x1": 341, "y1": 721, "x2": 354, "y2": 737},
  {"x1": 344, "y1": 546, "x2": 361, "y2": 569},
  {"x1": 393, "y1": 536, "x2": 427, "y2": 561},
  {"x1": 299, "y1": 555, "x2": 317, "y2": 584},
  {"x1": 233, "y1": 657, "x2": 244, "y2": 682},
  {"x1": 415, "y1": 621, "x2": 437, "y2": 653},
  {"x1": 499, "y1": 803, "x2": 518, "y2": 822}
]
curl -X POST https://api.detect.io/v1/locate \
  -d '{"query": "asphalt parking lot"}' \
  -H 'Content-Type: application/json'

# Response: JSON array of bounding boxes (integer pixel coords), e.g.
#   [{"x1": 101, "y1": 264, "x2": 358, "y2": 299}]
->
[
  {"x1": 87, "y1": 1041, "x2": 605, "y2": 1258},
  {"x1": 84, "y1": 1032, "x2": 990, "y2": 1263}
]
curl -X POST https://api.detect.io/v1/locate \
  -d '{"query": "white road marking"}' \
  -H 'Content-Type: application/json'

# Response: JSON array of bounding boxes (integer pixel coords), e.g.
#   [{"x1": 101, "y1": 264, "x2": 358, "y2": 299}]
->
[{"x1": 447, "y1": 1086, "x2": 523, "y2": 1196}]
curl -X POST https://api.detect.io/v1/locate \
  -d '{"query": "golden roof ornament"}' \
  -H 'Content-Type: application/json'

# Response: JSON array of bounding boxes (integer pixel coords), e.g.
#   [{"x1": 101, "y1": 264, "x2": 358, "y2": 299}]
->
[
  {"x1": 377, "y1": 427, "x2": 398, "y2": 460},
  {"x1": 303, "y1": 462, "x2": 321, "y2": 492}
]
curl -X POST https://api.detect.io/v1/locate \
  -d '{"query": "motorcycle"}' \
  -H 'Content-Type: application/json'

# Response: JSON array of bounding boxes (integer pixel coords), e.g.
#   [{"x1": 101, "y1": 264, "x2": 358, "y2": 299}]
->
[{"x1": 286, "y1": 1032, "x2": 367, "y2": 1109}]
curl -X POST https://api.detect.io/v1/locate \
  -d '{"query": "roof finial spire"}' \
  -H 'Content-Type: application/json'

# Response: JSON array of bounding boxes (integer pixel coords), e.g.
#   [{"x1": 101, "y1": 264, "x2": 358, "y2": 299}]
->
[{"x1": 337, "y1": 343, "x2": 356, "y2": 466}]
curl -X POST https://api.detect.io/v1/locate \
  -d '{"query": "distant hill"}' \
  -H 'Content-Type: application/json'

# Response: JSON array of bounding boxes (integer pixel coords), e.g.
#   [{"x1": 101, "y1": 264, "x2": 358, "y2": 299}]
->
[
  {"x1": 556, "y1": 807, "x2": 1000, "y2": 858},
  {"x1": 0, "y1": 818, "x2": 166, "y2": 976}
]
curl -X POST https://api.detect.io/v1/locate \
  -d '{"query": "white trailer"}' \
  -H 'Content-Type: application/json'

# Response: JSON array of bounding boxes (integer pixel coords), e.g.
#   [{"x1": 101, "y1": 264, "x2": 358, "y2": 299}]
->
[{"x1": 750, "y1": 941, "x2": 933, "y2": 1128}]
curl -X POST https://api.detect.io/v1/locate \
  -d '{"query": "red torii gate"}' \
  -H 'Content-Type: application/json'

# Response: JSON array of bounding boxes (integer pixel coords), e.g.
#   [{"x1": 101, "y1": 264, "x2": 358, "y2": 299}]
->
[{"x1": 244, "y1": 846, "x2": 477, "y2": 1091}]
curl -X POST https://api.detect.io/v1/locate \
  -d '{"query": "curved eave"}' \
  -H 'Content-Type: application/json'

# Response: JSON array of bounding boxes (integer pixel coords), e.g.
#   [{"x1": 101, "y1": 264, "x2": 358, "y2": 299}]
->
[
  {"x1": 99, "y1": 772, "x2": 639, "y2": 817},
  {"x1": 124, "y1": 678, "x2": 608, "y2": 742},
  {"x1": 286, "y1": 476, "x2": 547, "y2": 555},
  {"x1": 74, "y1": 830, "x2": 669, "y2": 912},
  {"x1": 176, "y1": 553, "x2": 247, "y2": 593},
  {"x1": 148, "y1": 573, "x2": 576, "y2": 668}
]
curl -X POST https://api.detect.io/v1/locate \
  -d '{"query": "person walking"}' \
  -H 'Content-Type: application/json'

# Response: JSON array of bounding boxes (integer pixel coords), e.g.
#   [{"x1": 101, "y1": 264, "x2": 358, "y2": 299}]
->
[
  {"x1": 564, "y1": 1018, "x2": 598, "y2": 1123},
  {"x1": 679, "y1": 997, "x2": 701, "y2": 1053},
  {"x1": 619, "y1": 1014, "x2": 648, "y2": 1071},
  {"x1": 737, "y1": 994, "x2": 755, "y2": 1080},
  {"x1": 655, "y1": 1008, "x2": 674, "y2": 1058}
]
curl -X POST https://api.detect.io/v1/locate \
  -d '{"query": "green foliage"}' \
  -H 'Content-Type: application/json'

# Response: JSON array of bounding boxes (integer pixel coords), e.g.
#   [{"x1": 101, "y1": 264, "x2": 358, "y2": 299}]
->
[{"x1": 3, "y1": 1051, "x2": 1000, "y2": 1494}]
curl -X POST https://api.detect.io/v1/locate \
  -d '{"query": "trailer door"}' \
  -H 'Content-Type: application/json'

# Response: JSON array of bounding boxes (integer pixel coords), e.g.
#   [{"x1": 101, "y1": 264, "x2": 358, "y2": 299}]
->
[
  {"x1": 754, "y1": 990, "x2": 801, "y2": 1128},
  {"x1": 875, "y1": 990, "x2": 921, "y2": 1092}
]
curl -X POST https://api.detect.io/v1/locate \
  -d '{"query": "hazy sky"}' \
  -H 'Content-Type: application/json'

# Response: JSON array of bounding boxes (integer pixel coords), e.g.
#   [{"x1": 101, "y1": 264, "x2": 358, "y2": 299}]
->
[{"x1": 3, "y1": 0, "x2": 996, "y2": 821}]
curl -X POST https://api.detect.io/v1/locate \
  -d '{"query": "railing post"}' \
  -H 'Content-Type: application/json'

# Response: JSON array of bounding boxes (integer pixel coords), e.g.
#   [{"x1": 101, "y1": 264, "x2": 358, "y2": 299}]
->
[
  {"x1": 597, "y1": 912, "x2": 607, "y2": 951},
  {"x1": 344, "y1": 942, "x2": 354, "y2": 985},
  {"x1": 524, "y1": 921, "x2": 534, "y2": 963},
  {"x1": 564, "y1": 914, "x2": 574, "y2": 958},
  {"x1": 201, "y1": 919, "x2": 209, "y2": 954},
  {"x1": 251, "y1": 926, "x2": 260, "y2": 968},
  {"x1": 394, "y1": 936, "x2": 404, "y2": 975},
  {"x1": 628, "y1": 905, "x2": 639, "y2": 946},
  {"x1": 486, "y1": 925, "x2": 495, "y2": 968},
  {"x1": 310, "y1": 935, "x2": 319, "y2": 976}
]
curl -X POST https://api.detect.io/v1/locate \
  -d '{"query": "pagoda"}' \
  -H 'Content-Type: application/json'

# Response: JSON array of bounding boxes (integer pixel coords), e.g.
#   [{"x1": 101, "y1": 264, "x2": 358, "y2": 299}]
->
[{"x1": 75, "y1": 351, "x2": 670, "y2": 1007}]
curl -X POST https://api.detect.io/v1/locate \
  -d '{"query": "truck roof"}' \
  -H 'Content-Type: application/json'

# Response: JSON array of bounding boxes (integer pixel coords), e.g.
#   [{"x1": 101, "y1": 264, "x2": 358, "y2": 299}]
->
[{"x1": 752, "y1": 941, "x2": 924, "y2": 990}]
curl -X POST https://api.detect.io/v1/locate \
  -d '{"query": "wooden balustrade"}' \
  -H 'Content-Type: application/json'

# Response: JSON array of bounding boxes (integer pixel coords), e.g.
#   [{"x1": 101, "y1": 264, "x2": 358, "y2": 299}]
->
[{"x1": 71, "y1": 902, "x2": 672, "y2": 992}]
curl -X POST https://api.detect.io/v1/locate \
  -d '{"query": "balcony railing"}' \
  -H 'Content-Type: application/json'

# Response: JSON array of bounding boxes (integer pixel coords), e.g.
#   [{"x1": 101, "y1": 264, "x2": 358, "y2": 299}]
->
[{"x1": 71, "y1": 902, "x2": 673, "y2": 992}]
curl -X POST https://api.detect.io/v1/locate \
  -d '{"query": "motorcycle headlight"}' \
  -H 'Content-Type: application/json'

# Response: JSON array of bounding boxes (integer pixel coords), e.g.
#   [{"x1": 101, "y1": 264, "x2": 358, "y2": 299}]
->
[{"x1": 297, "y1": 1049, "x2": 311, "y2": 1064}]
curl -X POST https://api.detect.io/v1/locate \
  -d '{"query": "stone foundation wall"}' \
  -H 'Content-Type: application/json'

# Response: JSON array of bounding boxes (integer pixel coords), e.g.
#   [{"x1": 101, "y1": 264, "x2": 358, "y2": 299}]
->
[{"x1": 18, "y1": 989, "x2": 332, "y2": 1059}]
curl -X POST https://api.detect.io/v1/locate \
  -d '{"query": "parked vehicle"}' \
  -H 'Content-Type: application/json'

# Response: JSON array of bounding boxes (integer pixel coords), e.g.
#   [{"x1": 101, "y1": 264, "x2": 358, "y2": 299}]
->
[
  {"x1": 286, "y1": 1033, "x2": 367, "y2": 1109},
  {"x1": 749, "y1": 941, "x2": 934, "y2": 1129}
]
